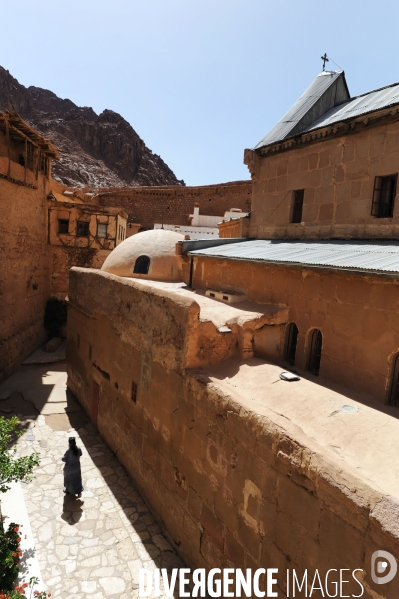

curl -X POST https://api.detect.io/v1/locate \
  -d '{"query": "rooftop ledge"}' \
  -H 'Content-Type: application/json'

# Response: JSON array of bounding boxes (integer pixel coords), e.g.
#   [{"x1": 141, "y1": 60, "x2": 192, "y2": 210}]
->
[
  {"x1": 202, "y1": 356, "x2": 399, "y2": 501},
  {"x1": 132, "y1": 280, "x2": 287, "y2": 328}
]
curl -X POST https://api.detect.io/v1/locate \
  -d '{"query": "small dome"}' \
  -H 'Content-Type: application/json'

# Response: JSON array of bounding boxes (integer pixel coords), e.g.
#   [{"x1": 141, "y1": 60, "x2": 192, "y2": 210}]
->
[{"x1": 101, "y1": 229, "x2": 184, "y2": 281}]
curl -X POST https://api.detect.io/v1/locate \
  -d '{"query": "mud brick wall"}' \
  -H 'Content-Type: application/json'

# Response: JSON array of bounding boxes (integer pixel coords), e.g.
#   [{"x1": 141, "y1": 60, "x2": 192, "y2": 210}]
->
[
  {"x1": 0, "y1": 175, "x2": 51, "y2": 379},
  {"x1": 96, "y1": 181, "x2": 252, "y2": 231},
  {"x1": 246, "y1": 118, "x2": 399, "y2": 239},
  {"x1": 186, "y1": 256, "x2": 399, "y2": 403},
  {"x1": 67, "y1": 269, "x2": 399, "y2": 599}
]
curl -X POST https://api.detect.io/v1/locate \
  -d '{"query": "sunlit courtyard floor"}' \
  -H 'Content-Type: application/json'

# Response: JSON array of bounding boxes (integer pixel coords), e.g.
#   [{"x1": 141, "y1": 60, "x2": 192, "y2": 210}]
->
[{"x1": 0, "y1": 362, "x2": 184, "y2": 598}]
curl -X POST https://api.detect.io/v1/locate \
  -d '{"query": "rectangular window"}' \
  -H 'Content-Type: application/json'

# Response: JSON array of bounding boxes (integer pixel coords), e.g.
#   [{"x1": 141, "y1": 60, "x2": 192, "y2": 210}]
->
[
  {"x1": 291, "y1": 190, "x2": 304, "y2": 223},
  {"x1": 371, "y1": 175, "x2": 397, "y2": 218},
  {"x1": 97, "y1": 223, "x2": 108, "y2": 238},
  {"x1": 77, "y1": 221, "x2": 89, "y2": 237},
  {"x1": 58, "y1": 219, "x2": 69, "y2": 234}
]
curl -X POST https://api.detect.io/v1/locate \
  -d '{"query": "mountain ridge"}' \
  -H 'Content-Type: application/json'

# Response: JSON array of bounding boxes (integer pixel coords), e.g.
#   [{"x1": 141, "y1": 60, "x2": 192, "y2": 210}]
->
[{"x1": 0, "y1": 66, "x2": 184, "y2": 189}]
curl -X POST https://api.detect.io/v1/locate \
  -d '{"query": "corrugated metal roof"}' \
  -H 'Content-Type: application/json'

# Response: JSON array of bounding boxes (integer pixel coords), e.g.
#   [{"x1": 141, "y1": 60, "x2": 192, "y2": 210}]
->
[
  {"x1": 254, "y1": 71, "x2": 348, "y2": 149},
  {"x1": 189, "y1": 240, "x2": 399, "y2": 274},
  {"x1": 304, "y1": 82, "x2": 399, "y2": 132}
]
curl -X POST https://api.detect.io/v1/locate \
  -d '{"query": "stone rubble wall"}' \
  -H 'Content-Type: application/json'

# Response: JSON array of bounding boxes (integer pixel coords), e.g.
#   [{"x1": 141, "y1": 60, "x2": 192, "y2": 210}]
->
[
  {"x1": 67, "y1": 269, "x2": 399, "y2": 599},
  {"x1": 96, "y1": 181, "x2": 252, "y2": 231}
]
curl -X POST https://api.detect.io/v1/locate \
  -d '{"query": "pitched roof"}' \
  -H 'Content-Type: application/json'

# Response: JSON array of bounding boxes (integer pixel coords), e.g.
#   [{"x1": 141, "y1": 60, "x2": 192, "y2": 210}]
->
[
  {"x1": 188, "y1": 239, "x2": 399, "y2": 275},
  {"x1": 254, "y1": 71, "x2": 350, "y2": 149},
  {"x1": 304, "y1": 81, "x2": 399, "y2": 133},
  {"x1": 254, "y1": 72, "x2": 399, "y2": 151}
]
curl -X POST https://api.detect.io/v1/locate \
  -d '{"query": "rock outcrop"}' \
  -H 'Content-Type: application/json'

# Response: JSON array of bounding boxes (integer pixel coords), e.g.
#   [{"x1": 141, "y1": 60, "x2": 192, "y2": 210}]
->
[{"x1": 0, "y1": 66, "x2": 184, "y2": 188}]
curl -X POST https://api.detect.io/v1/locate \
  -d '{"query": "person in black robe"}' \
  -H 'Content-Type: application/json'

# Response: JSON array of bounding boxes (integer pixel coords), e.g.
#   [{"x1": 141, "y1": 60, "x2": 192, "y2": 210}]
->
[{"x1": 62, "y1": 437, "x2": 84, "y2": 497}]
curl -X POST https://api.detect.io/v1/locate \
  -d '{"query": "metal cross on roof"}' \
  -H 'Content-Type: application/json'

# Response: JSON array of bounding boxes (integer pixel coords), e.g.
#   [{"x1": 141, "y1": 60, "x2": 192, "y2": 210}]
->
[{"x1": 321, "y1": 53, "x2": 329, "y2": 71}]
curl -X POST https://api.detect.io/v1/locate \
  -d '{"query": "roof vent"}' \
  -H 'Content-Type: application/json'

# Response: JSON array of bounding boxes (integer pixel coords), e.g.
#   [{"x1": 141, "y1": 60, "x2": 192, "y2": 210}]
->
[{"x1": 205, "y1": 289, "x2": 246, "y2": 304}]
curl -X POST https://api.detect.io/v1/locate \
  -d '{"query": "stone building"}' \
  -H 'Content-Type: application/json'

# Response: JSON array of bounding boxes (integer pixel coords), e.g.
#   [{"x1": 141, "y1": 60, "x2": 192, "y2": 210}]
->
[
  {"x1": 67, "y1": 230, "x2": 399, "y2": 598},
  {"x1": 0, "y1": 111, "x2": 126, "y2": 378},
  {"x1": 184, "y1": 70, "x2": 399, "y2": 404},
  {"x1": 66, "y1": 70, "x2": 399, "y2": 596},
  {"x1": 48, "y1": 195, "x2": 127, "y2": 297},
  {"x1": 0, "y1": 111, "x2": 59, "y2": 379}
]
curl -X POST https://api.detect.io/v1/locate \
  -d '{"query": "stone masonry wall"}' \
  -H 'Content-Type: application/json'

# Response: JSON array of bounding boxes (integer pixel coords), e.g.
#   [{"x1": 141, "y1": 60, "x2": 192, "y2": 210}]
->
[
  {"x1": 67, "y1": 269, "x2": 399, "y2": 599},
  {"x1": 247, "y1": 119, "x2": 399, "y2": 239},
  {"x1": 187, "y1": 256, "x2": 399, "y2": 404},
  {"x1": 96, "y1": 181, "x2": 252, "y2": 231},
  {"x1": 0, "y1": 175, "x2": 51, "y2": 379}
]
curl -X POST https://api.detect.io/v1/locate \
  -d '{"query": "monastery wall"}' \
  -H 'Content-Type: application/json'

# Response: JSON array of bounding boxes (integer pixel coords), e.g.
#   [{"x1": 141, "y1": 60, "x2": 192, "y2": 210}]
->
[
  {"x1": 187, "y1": 256, "x2": 399, "y2": 403},
  {"x1": 96, "y1": 181, "x2": 252, "y2": 231},
  {"x1": 67, "y1": 268, "x2": 399, "y2": 599},
  {"x1": 0, "y1": 175, "x2": 51, "y2": 379},
  {"x1": 247, "y1": 119, "x2": 399, "y2": 239},
  {"x1": 50, "y1": 246, "x2": 110, "y2": 298}
]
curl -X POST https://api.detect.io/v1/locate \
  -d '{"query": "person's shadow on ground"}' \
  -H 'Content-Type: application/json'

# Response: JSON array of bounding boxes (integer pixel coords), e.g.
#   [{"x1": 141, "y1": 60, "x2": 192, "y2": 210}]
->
[{"x1": 61, "y1": 494, "x2": 84, "y2": 525}]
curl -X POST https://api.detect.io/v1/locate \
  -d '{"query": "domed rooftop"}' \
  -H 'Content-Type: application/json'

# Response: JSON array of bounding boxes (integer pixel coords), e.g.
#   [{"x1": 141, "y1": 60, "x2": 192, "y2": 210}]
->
[{"x1": 101, "y1": 229, "x2": 184, "y2": 281}]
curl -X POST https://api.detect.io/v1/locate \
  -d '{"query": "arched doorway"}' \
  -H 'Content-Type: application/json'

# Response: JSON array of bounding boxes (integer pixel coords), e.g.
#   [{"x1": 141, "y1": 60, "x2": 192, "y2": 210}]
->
[
  {"x1": 284, "y1": 323, "x2": 299, "y2": 366},
  {"x1": 388, "y1": 354, "x2": 399, "y2": 407},
  {"x1": 307, "y1": 329, "x2": 322, "y2": 376}
]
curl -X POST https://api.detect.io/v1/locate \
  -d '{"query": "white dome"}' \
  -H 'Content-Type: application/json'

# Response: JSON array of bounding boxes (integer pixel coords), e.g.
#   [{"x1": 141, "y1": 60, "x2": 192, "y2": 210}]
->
[{"x1": 101, "y1": 229, "x2": 184, "y2": 281}]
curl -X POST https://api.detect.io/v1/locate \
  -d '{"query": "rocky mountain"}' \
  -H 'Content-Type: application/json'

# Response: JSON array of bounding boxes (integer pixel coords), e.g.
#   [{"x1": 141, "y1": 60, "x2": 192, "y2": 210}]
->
[{"x1": 0, "y1": 66, "x2": 184, "y2": 188}]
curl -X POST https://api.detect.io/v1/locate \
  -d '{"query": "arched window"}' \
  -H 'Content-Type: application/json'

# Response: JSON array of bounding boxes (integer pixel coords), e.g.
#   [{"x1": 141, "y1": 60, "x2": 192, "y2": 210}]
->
[
  {"x1": 284, "y1": 323, "x2": 298, "y2": 366},
  {"x1": 388, "y1": 354, "x2": 399, "y2": 407},
  {"x1": 133, "y1": 255, "x2": 150, "y2": 275},
  {"x1": 307, "y1": 329, "x2": 322, "y2": 376}
]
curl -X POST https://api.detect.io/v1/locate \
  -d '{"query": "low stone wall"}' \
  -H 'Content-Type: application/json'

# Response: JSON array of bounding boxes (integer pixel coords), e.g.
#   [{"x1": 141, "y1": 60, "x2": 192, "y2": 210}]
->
[{"x1": 67, "y1": 269, "x2": 399, "y2": 599}]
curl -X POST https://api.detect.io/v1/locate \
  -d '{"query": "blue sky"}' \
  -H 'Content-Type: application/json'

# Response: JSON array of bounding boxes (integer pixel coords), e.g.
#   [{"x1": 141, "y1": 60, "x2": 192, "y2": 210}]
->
[{"x1": 1, "y1": 0, "x2": 398, "y2": 185}]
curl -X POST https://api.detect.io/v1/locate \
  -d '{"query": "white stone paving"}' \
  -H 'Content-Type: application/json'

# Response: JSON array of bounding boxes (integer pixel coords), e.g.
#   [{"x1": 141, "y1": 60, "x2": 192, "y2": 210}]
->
[{"x1": 8, "y1": 389, "x2": 185, "y2": 598}]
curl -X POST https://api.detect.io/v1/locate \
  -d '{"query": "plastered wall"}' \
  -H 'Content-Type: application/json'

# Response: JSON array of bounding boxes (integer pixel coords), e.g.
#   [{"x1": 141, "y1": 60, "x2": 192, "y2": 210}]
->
[
  {"x1": 67, "y1": 268, "x2": 399, "y2": 599},
  {"x1": 188, "y1": 256, "x2": 399, "y2": 403},
  {"x1": 247, "y1": 119, "x2": 399, "y2": 239}
]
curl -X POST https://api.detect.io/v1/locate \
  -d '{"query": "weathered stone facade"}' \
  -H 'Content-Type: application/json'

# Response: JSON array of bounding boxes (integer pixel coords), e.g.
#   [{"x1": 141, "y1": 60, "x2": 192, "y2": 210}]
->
[
  {"x1": 0, "y1": 112, "x2": 58, "y2": 379},
  {"x1": 245, "y1": 113, "x2": 399, "y2": 240},
  {"x1": 67, "y1": 268, "x2": 399, "y2": 598},
  {"x1": 96, "y1": 181, "x2": 252, "y2": 231},
  {"x1": 48, "y1": 201, "x2": 127, "y2": 297},
  {"x1": 184, "y1": 254, "x2": 399, "y2": 403}
]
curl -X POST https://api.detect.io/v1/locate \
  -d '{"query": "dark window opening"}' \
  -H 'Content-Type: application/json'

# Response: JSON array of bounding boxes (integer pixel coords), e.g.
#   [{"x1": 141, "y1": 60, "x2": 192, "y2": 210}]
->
[
  {"x1": 307, "y1": 329, "x2": 322, "y2": 376},
  {"x1": 133, "y1": 255, "x2": 150, "y2": 275},
  {"x1": 223, "y1": 295, "x2": 228, "y2": 300},
  {"x1": 131, "y1": 381, "x2": 138, "y2": 403},
  {"x1": 292, "y1": 189, "x2": 305, "y2": 223},
  {"x1": 18, "y1": 154, "x2": 25, "y2": 167},
  {"x1": 58, "y1": 219, "x2": 69, "y2": 234},
  {"x1": 39, "y1": 155, "x2": 49, "y2": 176},
  {"x1": 284, "y1": 323, "x2": 299, "y2": 366},
  {"x1": 388, "y1": 354, "x2": 399, "y2": 407},
  {"x1": 77, "y1": 221, "x2": 89, "y2": 237},
  {"x1": 371, "y1": 175, "x2": 397, "y2": 218}
]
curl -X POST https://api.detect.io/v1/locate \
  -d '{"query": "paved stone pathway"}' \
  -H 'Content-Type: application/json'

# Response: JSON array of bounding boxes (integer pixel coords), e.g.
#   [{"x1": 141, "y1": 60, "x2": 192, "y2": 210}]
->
[{"x1": 3, "y1": 365, "x2": 185, "y2": 599}]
